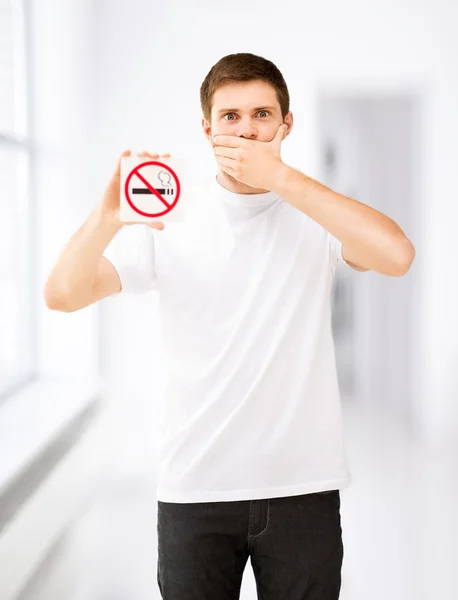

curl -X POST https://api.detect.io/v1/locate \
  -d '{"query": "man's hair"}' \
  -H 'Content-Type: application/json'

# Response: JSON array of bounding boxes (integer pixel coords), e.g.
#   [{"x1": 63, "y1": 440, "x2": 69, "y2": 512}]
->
[{"x1": 200, "y1": 53, "x2": 290, "y2": 122}]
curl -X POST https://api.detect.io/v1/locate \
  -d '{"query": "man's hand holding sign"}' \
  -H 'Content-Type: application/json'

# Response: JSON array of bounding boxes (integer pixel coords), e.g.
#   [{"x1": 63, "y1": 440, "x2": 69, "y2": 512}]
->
[
  {"x1": 212, "y1": 124, "x2": 415, "y2": 276},
  {"x1": 101, "y1": 149, "x2": 170, "y2": 232}
]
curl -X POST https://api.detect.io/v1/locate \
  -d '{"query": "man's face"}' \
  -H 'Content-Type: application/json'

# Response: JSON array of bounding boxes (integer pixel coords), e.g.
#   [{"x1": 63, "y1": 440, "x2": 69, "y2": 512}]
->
[{"x1": 203, "y1": 79, "x2": 292, "y2": 144}]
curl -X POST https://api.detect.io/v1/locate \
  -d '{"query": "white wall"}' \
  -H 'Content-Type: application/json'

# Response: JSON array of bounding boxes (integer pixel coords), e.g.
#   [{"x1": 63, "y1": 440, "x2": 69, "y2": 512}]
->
[{"x1": 91, "y1": 0, "x2": 458, "y2": 446}]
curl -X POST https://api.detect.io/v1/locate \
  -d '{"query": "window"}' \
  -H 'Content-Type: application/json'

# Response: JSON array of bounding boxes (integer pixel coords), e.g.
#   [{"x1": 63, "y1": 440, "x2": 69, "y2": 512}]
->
[{"x1": 0, "y1": 0, "x2": 35, "y2": 400}]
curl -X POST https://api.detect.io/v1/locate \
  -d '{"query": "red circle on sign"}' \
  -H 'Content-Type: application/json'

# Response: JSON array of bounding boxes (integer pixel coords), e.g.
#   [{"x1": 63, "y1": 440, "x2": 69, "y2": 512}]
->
[{"x1": 124, "y1": 161, "x2": 181, "y2": 217}]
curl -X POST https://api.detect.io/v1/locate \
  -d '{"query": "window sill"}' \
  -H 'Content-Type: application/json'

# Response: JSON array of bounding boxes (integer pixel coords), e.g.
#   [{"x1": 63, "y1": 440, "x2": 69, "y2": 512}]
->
[{"x1": 0, "y1": 377, "x2": 104, "y2": 497}]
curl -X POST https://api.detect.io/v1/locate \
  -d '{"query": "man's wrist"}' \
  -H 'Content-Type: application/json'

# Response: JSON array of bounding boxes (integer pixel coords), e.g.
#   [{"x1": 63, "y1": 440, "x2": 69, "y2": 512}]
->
[
  {"x1": 268, "y1": 161, "x2": 293, "y2": 196},
  {"x1": 92, "y1": 205, "x2": 123, "y2": 236},
  {"x1": 90, "y1": 206, "x2": 123, "y2": 240}
]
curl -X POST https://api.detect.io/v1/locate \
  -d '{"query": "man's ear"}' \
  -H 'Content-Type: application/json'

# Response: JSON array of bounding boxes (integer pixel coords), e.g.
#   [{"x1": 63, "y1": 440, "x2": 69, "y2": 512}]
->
[
  {"x1": 282, "y1": 112, "x2": 294, "y2": 138},
  {"x1": 202, "y1": 118, "x2": 212, "y2": 142}
]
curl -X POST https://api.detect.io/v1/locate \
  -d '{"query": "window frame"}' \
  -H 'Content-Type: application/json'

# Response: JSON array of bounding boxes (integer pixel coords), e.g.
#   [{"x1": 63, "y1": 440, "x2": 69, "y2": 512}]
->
[{"x1": 0, "y1": 0, "x2": 37, "y2": 403}]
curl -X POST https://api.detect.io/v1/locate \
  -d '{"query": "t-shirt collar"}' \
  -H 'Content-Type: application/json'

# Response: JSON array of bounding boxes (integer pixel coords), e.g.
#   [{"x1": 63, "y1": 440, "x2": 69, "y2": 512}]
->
[{"x1": 210, "y1": 173, "x2": 280, "y2": 208}]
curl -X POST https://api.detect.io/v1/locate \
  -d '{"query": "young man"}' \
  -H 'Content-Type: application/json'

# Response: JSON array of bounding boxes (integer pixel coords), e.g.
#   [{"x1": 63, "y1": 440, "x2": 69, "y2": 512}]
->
[{"x1": 45, "y1": 53, "x2": 415, "y2": 599}]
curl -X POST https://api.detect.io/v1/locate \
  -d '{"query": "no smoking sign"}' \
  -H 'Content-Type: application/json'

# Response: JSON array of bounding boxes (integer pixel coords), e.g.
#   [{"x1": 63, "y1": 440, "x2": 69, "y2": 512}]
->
[{"x1": 120, "y1": 155, "x2": 187, "y2": 223}]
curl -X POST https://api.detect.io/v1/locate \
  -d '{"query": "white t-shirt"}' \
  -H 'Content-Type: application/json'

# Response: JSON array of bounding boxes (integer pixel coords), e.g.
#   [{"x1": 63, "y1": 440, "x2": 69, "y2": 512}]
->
[{"x1": 103, "y1": 174, "x2": 353, "y2": 503}]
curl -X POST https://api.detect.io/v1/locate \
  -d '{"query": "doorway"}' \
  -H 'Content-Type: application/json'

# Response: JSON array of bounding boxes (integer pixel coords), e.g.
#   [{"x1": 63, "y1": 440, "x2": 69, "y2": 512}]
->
[{"x1": 317, "y1": 92, "x2": 419, "y2": 426}]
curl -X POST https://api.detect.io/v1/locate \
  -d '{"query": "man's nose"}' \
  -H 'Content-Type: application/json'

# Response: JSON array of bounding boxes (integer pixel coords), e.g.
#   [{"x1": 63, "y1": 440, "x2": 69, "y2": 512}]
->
[{"x1": 237, "y1": 119, "x2": 257, "y2": 139}]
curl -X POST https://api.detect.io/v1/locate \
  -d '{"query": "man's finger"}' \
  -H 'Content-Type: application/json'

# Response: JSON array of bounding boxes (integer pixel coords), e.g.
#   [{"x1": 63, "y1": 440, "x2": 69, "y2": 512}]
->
[
  {"x1": 139, "y1": 152, "x2": 171, "y2": 159},
  {"x1": 216, "y1": 156, "x2": 237, "y2": 169},
  {"x1": 213, "y1": 135, "x2": 245, "y2": 148},
  {"x1": 221, "y1": 164, "x2": 238, "y2": 179},
  {"x1": 146, "y1": 221, "x2": 165, "y2": 230},
  {"x1": 213, "y1": 146, "x2": 238, "y2": 159}
]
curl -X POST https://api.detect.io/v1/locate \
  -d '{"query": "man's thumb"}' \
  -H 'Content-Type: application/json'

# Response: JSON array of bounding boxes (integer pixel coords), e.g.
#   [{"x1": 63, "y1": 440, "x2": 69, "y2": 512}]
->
[
  {"x1": 146, "y1": 221, "x2": 165, "y2": 230},
  {"x1": 274, "y1": 124, "x2": 288, "y2": 145}
]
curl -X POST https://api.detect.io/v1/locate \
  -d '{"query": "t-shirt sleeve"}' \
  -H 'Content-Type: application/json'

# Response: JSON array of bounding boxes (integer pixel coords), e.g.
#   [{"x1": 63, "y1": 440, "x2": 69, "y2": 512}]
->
[
  {"x1": 103, "y1": 224, "x2": 158, "y2": 295},
  {"x1": 328, "y1": 232, "x2": 350, "y2": 270}
]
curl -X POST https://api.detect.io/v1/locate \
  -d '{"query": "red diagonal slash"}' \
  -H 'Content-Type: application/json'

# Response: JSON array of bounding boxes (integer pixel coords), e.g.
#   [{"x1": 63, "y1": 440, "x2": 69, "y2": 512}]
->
[{"x1": 133, "y1": 167, "x2": 171, "y2": 208}]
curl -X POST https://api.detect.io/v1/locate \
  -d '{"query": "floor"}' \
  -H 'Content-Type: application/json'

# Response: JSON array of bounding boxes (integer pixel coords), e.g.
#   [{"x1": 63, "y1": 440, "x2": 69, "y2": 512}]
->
[{"x1": 17, "y1": 398, "x2": 458, "y2": 600}]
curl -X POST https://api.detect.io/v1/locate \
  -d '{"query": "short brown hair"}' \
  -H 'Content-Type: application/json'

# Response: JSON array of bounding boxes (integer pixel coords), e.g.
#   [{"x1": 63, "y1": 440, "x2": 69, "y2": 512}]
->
[{"x1": 200, "y1": 53, "x2": 290, "y2": 122}]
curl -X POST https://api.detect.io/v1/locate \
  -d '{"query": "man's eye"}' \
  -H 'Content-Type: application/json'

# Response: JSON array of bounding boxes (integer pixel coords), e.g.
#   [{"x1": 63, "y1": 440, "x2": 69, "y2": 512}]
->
[
  {"x1": 223, "y1": 113, "x2": 236, "y2": 121},
  {"x1": 258, "y1": 110, "x2": 269, "y2": 118}
]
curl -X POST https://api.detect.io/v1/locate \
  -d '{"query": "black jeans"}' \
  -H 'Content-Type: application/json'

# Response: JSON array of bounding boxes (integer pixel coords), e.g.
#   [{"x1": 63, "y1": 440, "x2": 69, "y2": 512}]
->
[{"x1": 157, "y1": 490, "x2": 343, "y2": 599}]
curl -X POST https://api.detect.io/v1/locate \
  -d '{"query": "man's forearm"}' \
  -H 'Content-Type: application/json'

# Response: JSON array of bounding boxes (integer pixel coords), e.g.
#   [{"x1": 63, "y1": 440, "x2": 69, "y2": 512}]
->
[
  {"x1": 269, "y1": 164, "x2": 415, "y2": 276},
  {"x1": 44, "y1": 207, "x2": 121, "y2": 308}
]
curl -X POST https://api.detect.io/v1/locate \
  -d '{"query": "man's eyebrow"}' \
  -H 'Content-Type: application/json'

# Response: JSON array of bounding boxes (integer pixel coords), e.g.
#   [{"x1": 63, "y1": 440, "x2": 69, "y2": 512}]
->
[{"x1": 217, "y1": 106, "x2": 277, "y2": 114}]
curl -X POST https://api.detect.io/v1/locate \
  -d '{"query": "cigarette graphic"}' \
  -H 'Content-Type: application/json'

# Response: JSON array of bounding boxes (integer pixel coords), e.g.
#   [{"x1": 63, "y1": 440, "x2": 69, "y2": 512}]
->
[{"x1": 132, "y1": 188, "x2": 174, "y2": 195}]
